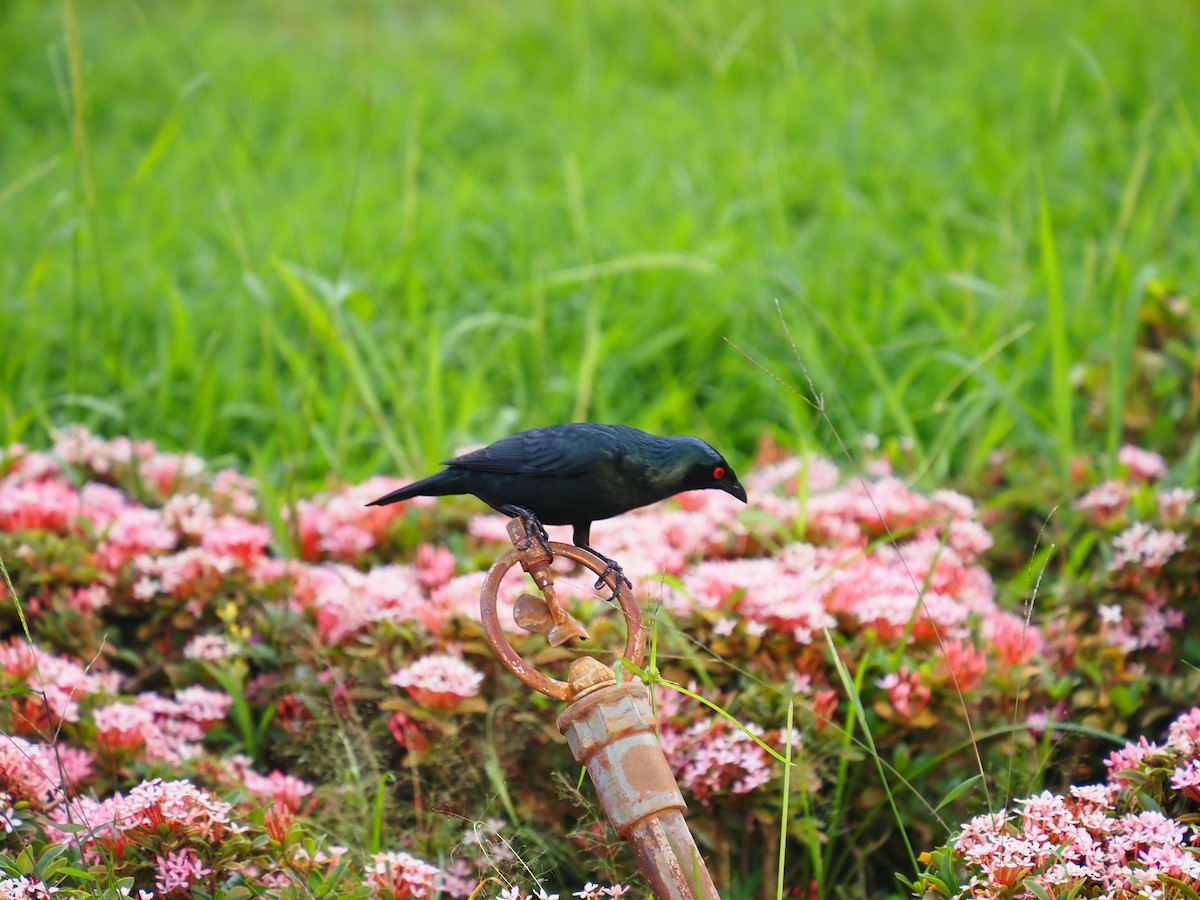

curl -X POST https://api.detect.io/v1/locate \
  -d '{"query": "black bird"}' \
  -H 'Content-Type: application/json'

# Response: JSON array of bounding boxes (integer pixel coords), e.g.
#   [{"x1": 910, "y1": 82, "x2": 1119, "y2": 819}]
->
[{"x1": 367, "y1": 423, "x2": 747, "y2": 591}]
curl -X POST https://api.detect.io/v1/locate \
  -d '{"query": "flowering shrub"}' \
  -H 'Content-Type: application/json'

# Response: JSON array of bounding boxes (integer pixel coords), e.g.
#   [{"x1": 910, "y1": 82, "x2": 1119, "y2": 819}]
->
[
  {"x1": 912, "y1": 706, "x2": 1200, "y2": 898},
  {"x1": 2, "y1": 427, "x2": 1199, "y2": 894}
]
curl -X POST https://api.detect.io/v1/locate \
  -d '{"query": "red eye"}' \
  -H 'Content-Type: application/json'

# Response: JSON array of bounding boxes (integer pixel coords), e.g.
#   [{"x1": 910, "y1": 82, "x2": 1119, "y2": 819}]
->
[{"x1": 712, "y1": 466, "x2": 725, "y2": 480}]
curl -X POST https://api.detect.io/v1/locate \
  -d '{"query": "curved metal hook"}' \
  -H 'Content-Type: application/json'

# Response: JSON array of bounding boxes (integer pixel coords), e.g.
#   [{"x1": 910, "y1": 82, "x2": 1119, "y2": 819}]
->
[{"x1": 479, "y1": 533, "x2": 646, "y2": 702}]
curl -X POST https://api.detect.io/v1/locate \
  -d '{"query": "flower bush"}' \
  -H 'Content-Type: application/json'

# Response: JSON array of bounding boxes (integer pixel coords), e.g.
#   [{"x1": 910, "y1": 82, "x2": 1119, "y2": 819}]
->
[
  {"x1": 911, "y1": 707, "x2": 1200, "y2": 898},
  {"x1": 1, "y1": 427, "x2": 1198, "y2": 895}
]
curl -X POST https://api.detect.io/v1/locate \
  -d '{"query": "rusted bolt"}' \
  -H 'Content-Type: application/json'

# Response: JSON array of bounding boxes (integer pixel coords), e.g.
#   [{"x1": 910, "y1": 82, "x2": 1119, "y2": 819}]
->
[{"x1": 566, "y1": 656, "x2": 617, "y2": 698}]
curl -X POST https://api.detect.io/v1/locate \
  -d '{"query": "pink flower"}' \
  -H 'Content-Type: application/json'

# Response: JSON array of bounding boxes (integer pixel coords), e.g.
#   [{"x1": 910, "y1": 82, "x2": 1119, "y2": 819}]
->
[
  {"x1": 985, "y1": 612, "x2": 1042, "y2": 667},
  {"x1": 877, "y1": 667, "x2": 931, "y2": 721},
  {"x1": 0, "y1": 735, "x2": 92, "y2": 809},
  {"x1": 211, "y1": 468, "x2": 259, "y2": 516},
  {"x1": 1170, "y1": 759, "x2": 1200, "y2": 803},
  {"x1": 67, "y1": 583, "x2": 112, "y2": 614},
  {"x1": 415, "y1": 542, "x2": 456, "y2": 591},
  {"x1": 161, "y1": 493, "x2": 218, "y2": 538},
  {"x1": 239, "y1": 768, "x2": 315, "y2": 813},
  {"x1": 937, "y1": 640, "x2": 987, "y2": 693},
  {"x1": 199, "y1": 517, "x2": 272, "y2": 565},
  {"x1": 287, "y1": 477, "x2": 414, "y2": 561},
  {"x1": 807, "y1": 476, "x2": 933, "y2": 546},
  {"x1": 183, "y1": 634, "x2": 235, "y2": 662},
  {"x1": 0, "y1": 478, "x2": 79, "y2": 533},
  {"x1": 93, "y1": 689, "x2": 230, "y2": 764},
  {"x1": 1105, "y1": 737, "x2": 1165, "y2": 784},
  {"x1": 389, "y1": 655, "x2": 484, "y2": 710},
  {"x1": 172, "y1": 686, "x2": 232, "y2": 725},
  {"x1": 438, "y1": 859, "x2": 478, "y2": 898},
  {"x1": 0, "y1": 874, "x2": 60, "y2": 899},
  {"x1": 1167, "y1": 708, "x2": 1200, "y2": 754},
  {"x1": 1, "y1": 641, "x2": 121, "y2": 728},
  {"x1": 96, "y1": 508, "x2": 177, "y2": 570},
  {"x1": 52, "y1": 425, "x2": 146, "y2": 475},
  {"x1": 1118, "y1": 445, "x2": 1168, "y2": 482},
  {"x1": 79, "y1": 482, "x2": 133, "y2": 530},
  {"x1": 657, "y1": 691, "x2": 773, "y2": 804},
  {"x1": 429, "y1": 568, "x2": 529, "y2": 635},
  {"x1": 1109, "y1": 522, "x2": 1187, "y2": 571},
  {"x1": 1156, "y1": 487, "x2": 1194, "y2": 524},
  {"x1": 1077, "y1": 480, "x2": 1130, "y2": 524},
  {"x1": 140, "y1": 451, "x2": 205, "y2": 498},
  {"x1": 299, "y1": 563, "x2": 429, "y2": 644},
  {"x1": 362, "y1": 850, "x2": 441, "y2": 899},
  {"x1": 154, "y1": 847, "x2": 211, "y2": 897},
  {"x1": 94, "y1": 703, "x2": 157, "y2": 753}
]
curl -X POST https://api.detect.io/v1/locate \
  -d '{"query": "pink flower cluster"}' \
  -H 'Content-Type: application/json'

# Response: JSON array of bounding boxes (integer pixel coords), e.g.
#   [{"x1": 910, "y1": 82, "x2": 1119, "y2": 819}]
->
[
  {"x1": 655, "y1": 687, "x2": 773, "y2": 805},
  {"x1": 1108, "y1": 522, "x2": 1187, "y2": 571},
  {"x1": 223, "y1": 754, "x2": 315, "y2": 813},
  {"x1": 877, "y1": 667, "x2": 932, "y2": 721},
  {"x1": 155, "y1": 846, "x2": 212, "y2": 897},
  {"x1": 0, "y1": 875, "x2": 59, "y2": 899},
  {"x1": 1117, "y1": 444, "x2": 1168, "y2": 482},
  {"x1": 0, "y1": 734, "x2": 93, "y2": 810},
  {"x1": 92, "y1": 687, "x2": 231, "y2": 764},
  {"x1": 1071, "y1": 454, "x2": 1194, "y2": 661},
  {"x1": 950, "y1": 706, "x2": 1200, "y2": 898},
  {"x1": 46, "y1": 778, "x2": 238, "y2": 859},
  {"x1": 286, "y1": 476, "x2": 417, "y2": 561},
  {"x1": 2, "y1": 427, "x2": 256, "y2": 524},
  {"x1": 361, "y1": 849, "x2": 442, "y2": 899},
  {"x1": 494, "y1": 885, "x2": 632, "y2": 900},
  {"x1": 290, "y1": 563, "x2": 428, "y2": 644},
  {"x1": 0, "y1": 640, "x2": 121, "y2": 731},
  {"x1": 447, "y1": 458, "x2": 1012, "y2": 676},
  {"x1": 1078, "y1": 480, "x2": 1131, "y2": 525},
  {"x1": 290, "y1": 556, "x2": 533, "y2": 645},
  {"x1": 0, "y1": 429, "x2": 284, "y2": 638},
  {"x1": 389, "y1": 654, "x2": 484, "y2": 710}
]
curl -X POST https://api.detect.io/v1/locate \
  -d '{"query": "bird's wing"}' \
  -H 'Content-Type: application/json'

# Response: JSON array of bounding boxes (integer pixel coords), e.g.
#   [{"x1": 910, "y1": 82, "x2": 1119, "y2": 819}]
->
[{"x1": 442, "y1": 425, "x2": 624, "y2": 477}]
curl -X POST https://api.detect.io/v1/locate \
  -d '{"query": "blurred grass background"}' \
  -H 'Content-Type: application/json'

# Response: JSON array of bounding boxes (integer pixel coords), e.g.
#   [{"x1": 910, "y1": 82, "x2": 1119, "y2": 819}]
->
[{"x1": 2, "y1": 0, "x2": 1198, "y2": 491}]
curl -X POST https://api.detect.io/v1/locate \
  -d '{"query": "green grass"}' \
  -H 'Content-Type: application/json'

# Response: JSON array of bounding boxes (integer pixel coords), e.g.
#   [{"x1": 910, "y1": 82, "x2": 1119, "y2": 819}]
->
[{"x1": 2, "y1": 0, "x2": 1198, "y2": 491}]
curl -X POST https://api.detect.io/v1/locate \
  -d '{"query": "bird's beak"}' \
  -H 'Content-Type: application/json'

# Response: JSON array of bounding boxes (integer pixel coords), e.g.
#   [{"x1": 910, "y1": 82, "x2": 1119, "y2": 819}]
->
[{"x1": 724, "y1": 480, "x2": 747, "y2": 503}]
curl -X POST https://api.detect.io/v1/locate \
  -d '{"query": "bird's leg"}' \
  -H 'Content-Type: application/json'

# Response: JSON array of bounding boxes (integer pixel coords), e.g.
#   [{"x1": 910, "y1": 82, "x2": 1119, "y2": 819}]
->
[
  {"x1": 571, "y1": 523, "x2": 632, "y2": 598},
  {"x1": 499, "y1": 505, "x2": 553, "y2": 560},
  {"x1": 586, "y1": 547, "x2": 634, "y2": 597}
]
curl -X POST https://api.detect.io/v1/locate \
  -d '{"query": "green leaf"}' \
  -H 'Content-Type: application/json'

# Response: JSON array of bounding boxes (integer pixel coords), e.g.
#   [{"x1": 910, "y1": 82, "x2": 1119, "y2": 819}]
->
[
  {"x1": 1161, "y1": 875, "x2": 1200, "y2": 900},
  {"x1": 935, "y1": 774, "x2": 983, "y2": 812},
  {"x1": 55, "y1": 866, "x2": 94, "y2": 880}
]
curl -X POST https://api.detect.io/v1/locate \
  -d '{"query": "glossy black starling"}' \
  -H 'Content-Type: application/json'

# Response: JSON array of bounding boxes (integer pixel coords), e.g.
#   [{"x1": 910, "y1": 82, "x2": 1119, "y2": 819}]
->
[{"x1": 367, "y1": 423, "x2": 747, "y2": 590}]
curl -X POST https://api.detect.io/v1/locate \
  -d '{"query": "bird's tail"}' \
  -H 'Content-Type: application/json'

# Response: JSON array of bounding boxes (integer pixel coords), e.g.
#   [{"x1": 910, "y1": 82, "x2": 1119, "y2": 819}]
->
[{"x1": 366, "y1": 469, "x2": 464, "y2": 507}]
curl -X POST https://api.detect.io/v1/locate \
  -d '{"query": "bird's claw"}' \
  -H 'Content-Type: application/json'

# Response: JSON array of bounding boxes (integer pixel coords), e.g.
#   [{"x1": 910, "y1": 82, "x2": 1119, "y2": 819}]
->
[
  {"x1": 503, "y1": 506, "x2": 554, "y2": 561},
  {"x1": 588, "y1": 553, "x2": 633, "y2": 600}
]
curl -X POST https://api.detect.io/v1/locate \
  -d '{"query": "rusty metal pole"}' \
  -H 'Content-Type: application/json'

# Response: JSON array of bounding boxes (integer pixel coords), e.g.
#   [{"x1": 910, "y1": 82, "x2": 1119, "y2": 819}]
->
[
  {"x1": 557, "y1": 660, "x2": 720, "y2": 900},
  {"x1": 479, "y1": 519, "x2": 720, "y2": 899}
]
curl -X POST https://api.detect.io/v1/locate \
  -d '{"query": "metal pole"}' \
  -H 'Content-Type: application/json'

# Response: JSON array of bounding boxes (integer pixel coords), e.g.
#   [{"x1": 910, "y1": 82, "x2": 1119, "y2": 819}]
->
[
  {"x1": 557, "y1": 661, "x2": 720, "y2": 900},
  {"x1": 478, "y1": 520, "x2": 721, "y2": 899}
]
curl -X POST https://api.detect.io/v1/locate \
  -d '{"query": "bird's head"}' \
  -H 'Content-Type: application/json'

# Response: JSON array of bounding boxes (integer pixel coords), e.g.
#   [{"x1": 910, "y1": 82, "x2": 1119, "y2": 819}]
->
[{"x1": 670, "y1": 437, "x2": 748, "y2": 503}]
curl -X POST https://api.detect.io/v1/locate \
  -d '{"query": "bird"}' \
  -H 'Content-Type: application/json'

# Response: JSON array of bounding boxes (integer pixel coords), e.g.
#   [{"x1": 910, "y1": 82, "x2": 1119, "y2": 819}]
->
[{"x1": 366, "y1": 423, "x2": 747, "y2": 593}]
